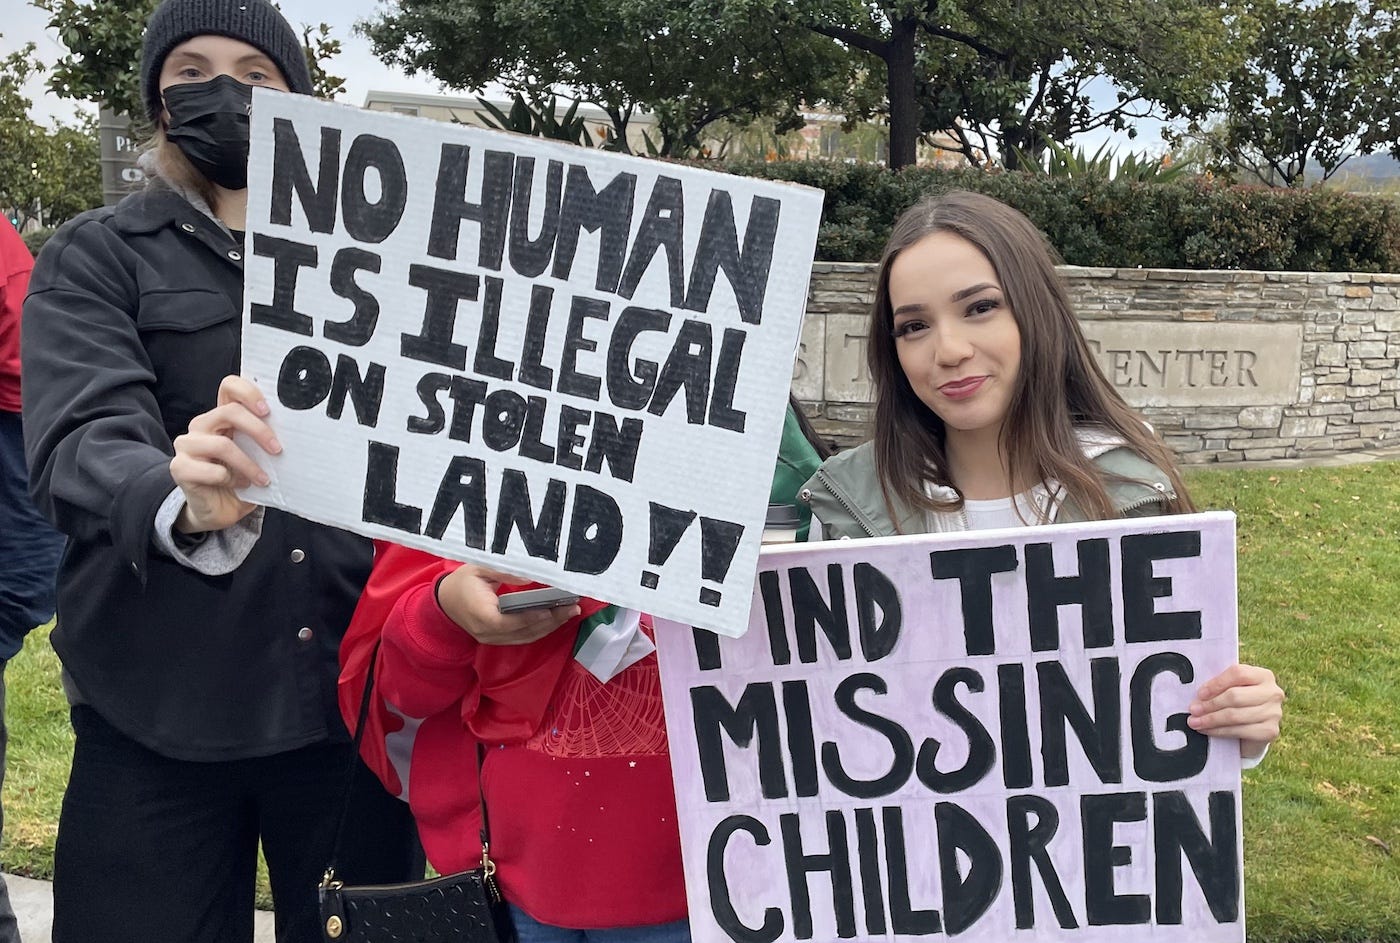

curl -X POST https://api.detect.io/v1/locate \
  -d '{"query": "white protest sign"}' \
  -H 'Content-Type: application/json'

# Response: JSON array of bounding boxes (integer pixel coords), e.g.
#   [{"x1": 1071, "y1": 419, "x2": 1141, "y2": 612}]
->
[
  {"x1": 656, "y1": 512, "x2": 1244, "y2": 943},
  {"x1": 238, "y1": 91, "x2": 824, "y2": 635}
]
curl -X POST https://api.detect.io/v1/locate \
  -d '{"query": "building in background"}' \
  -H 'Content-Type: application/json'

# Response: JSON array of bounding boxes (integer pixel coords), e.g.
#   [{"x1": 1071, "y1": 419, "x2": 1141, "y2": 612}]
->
[
  {"x1": 363, "y1": 89, "x2": 661, "y2": 154},
  {"x1": 366, "y1": 91, "x2": 973, "y2": 168},
  {"x1": 789, "y1": 108, "x2": 971, "y2": 167}
]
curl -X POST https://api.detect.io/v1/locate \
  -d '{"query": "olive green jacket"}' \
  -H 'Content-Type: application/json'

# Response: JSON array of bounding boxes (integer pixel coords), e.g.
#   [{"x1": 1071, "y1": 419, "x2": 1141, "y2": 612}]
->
[{"x1": 799, "y1": 438, "x2": 1176, "y2": 540}]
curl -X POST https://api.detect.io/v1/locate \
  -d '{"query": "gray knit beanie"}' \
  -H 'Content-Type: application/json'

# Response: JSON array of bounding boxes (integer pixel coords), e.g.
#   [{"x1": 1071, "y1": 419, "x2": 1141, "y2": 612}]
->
[{"x1": 141, "y1": 0, "x2": 314, "y2": 122}]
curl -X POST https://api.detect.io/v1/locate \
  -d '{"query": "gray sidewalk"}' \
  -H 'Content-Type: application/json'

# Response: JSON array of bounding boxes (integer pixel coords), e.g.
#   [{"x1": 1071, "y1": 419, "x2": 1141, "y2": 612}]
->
[{"x1": 4, "y1": 872, "x2": 276, "y2": 942}]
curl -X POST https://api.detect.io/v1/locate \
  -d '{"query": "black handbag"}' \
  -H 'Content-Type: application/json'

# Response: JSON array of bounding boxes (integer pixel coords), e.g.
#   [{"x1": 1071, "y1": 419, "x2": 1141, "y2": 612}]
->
[
  {"x1": 319, "y1": 863, "x2": 511, "y2": 943},
  {"x1": 319, "y1": 647, "x2": 515, "y2": 943}
]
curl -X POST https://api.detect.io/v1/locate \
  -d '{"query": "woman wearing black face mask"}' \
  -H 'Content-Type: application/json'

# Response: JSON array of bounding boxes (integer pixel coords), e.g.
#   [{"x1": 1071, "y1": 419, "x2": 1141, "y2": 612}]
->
[{"x1": 21, "y1": 1, "x2": 422, "y2": 941}]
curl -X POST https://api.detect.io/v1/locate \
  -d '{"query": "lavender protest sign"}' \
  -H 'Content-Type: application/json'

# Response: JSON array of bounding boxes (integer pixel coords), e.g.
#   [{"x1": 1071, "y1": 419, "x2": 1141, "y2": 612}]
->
[
  {"x1": 656, "y1": 512, "x2": 1244, "y2": 943},
  {"x1": 237, "y1": 91, "x2": 823, "y2": 636}
]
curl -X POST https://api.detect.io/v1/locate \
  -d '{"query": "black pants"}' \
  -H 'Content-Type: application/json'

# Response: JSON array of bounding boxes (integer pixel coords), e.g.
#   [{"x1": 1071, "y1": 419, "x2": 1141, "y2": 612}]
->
[{"x1": 53, "y1": 706, "x2": 422, "y2": 943}]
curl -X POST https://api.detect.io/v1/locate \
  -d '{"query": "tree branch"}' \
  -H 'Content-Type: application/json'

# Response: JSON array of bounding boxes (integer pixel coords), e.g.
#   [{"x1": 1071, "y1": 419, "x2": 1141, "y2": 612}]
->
[
  {"x1": 940, "y1": 122, "x2": 982, "y2": 165},
  {"x1": 807, "y1": 22, "x2": 888, "y2": 58},
  {"x1": 1020, "y1": 65, "x2": 1053, "y2": 126},
  {"x1": 925, "y1": 25, "x2": 1009, "y2": 61}
]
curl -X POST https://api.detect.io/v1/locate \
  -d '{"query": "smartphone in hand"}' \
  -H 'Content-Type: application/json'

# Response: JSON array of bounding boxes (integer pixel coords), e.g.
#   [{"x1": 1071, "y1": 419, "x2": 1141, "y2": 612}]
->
[{"x1": 497, "y1": 586, "x2": 581, "y2": 613}]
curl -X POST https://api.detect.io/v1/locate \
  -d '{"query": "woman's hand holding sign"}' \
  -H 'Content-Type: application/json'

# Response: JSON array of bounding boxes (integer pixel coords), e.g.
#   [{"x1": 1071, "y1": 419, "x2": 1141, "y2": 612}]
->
[
  {"x1": 170, "y1": 374, "x2": 280, "y2": 533},
  {"x1": 1188, "y1": 662, "x2": 1285, "y2": 760},
  {"x1": 435, "y1": 563, "x2": 581, "y2": 646}
]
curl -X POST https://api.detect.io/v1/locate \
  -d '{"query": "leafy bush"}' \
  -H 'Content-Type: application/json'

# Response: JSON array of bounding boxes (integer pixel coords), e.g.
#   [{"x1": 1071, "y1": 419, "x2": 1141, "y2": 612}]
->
[
  {"x1": 20, "y1": 228, "x2": 56, "y2": 259},
  {"x1": 717, "y1": 162, "x2": 1400, "y2": 271}
]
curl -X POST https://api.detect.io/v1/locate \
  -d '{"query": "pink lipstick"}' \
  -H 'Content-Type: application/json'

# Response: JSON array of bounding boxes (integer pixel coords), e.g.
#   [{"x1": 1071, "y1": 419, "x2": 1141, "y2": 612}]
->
[{"x1": 938, "y1": 376, "x2": 988, "y2": 399}]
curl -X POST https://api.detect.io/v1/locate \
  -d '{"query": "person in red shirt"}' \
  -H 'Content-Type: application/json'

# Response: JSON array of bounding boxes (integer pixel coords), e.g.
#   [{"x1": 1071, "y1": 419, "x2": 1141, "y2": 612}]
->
[
  {"x1": 0, "y1": 217, "x2": 65, "y2": 943},
  {"x1": 0, "y1": 218, "x2": 27, "y2": 417},
  {"x1": 332, "y1": 399, "x2": 831, "y2": 942},
  {"x1": 340, "y1": 551, "x2": 687, "y2": 940},
  {"x1": 330, "y1": 403, "x2": 829, "y2": 942}
]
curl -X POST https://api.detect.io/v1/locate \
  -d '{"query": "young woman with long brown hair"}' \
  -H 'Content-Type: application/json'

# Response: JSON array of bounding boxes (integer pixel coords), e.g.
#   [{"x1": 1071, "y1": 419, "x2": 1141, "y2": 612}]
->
[{"x1": 801, "y1": 190, "x2": 1283, "y2": 760}]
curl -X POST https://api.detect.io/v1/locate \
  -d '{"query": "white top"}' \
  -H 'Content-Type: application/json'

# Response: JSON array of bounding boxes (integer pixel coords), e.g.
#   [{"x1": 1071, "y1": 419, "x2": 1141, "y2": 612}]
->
[
  {"x1": 919, "y1": 427, "x2": 1134, "y2": 533},
  {"x1": 936, "y1": 485, "x2": 1057, "y2": 533}
]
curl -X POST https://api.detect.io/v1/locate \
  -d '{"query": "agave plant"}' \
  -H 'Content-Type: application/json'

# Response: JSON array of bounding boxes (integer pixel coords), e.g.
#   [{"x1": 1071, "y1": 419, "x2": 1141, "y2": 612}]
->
[
  {"x1": 1010, "y1": 136, "x2": 1193, "y2": 183},
  {"x1": 1111, "y1": 147, "x2": 1192, "y2": 183},
  {"x1": 473, "y1": 93, "x2": 595, "y2": 148}
]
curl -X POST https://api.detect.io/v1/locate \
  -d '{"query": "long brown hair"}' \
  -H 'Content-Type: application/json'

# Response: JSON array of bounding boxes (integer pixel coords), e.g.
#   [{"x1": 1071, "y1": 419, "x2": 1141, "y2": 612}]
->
[
  {"x1": 866, "y1": 190, "x2": 1194, "y2": 523},
  {"x1": 789, "y1": 393, "x2": 832, "y2": 460},
  {"x1": 143, "y1": 128, "x2": 220, "y2": 213}
]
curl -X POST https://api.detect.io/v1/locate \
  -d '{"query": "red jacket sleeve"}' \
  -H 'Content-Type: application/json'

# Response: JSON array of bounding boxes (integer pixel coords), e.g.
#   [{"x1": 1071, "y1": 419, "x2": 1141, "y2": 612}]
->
[
  {"x1": 338, "y1": 543, "x2": 457, "y2": 797},
  {"x1": 338, "y1": 541, "x2": 609, "y2": 796}
]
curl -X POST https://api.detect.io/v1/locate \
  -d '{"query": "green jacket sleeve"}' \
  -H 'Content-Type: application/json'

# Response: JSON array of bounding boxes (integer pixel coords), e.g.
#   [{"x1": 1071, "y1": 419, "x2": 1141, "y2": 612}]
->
[{"x1": 769, "y1": 405, "x2": 823, "y2": 540}]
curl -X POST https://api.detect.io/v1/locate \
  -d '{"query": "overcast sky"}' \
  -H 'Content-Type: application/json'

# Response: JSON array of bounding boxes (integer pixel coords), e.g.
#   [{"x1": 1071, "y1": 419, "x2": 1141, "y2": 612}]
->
[{"x1": 2, "y1": 0, "x2": 449, "y2": 124}]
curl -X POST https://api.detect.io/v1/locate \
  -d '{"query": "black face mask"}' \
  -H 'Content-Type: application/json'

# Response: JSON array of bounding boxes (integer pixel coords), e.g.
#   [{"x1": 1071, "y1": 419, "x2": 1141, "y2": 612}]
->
[{"x1": 163, "y1": 74, "x2": 254, "y2": 190}]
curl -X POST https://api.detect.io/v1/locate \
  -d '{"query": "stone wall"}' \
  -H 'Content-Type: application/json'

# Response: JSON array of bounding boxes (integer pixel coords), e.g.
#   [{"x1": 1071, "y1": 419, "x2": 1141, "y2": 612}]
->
[{"x1": 795, "y1": 262, "x2": 1400, "y2": 463}]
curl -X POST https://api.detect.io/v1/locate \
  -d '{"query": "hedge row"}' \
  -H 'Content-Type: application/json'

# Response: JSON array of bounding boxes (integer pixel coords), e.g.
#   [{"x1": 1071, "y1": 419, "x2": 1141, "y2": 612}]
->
[
  {"x1": 22, "y1": 165, "x2": 1398, "y2": 273},
  {"x1": 20, "y1": 228, "x2": 56, "y2": 258},
  {"x1": 719, "y1": 161, "x2": 1400, "y2": 272}
]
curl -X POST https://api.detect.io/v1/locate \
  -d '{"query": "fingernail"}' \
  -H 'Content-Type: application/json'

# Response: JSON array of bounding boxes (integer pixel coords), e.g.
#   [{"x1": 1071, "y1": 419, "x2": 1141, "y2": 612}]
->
[
  {"x1": 256, "y1": 473, "x2": 270, "y2": 486},
  {"x1": 1188, "y1": 700, "x2": 1202, "y2": 713},
  {"x1": 269, "y1": 439, "x2": 283, "y2": 455},
  {"x1": 1186, "y1": 715, "x2": 1203, "y2": 728},
  {"x1": 255, "y1": 400, "x2": 270, "y2": 416}
]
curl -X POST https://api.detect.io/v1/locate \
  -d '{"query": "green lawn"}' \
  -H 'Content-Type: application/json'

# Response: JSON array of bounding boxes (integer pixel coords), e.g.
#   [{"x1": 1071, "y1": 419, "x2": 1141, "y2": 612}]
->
[
  {"x1": 2, "y1": 461, "x2": 1399, "y2": 937},
  {"x1": 1, "y1": 622, "x2": 66, "y2": 878},
  {"x1": 1191, "y1": 462, "x2": 1400, "y2": 941}
]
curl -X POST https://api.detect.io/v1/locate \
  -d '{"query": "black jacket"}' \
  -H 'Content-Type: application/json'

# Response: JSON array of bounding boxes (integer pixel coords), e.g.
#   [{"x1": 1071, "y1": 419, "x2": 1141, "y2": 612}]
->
[{"x1": 23, "y1": 183, "x2": 372, "y2": 761}]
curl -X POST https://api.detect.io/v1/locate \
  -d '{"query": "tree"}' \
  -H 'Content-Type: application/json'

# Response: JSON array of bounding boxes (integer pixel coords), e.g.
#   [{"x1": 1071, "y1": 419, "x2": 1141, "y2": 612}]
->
[
  {"x1": 0, "y1": 42, "x2": 42, "y2": 203},
  {"x1": 35, "y1": 0, "x2": 347, "y2": 127},
  {"x1": 302, "y1": 21, "x2": 345, "y2": 102},
  {"x1": 922, "y1": 0, "x2": 1234, "y2": 169},
  {"x1": 0, "y1": 41, "x2": 47, "y2": 224},
  {"x1": 25, "y1": 114, "x2": 103, "y2": 227},
  {"x1": 35, "y1": 0, "x2": 156, "y2": 122},
  {"x1": 759, "y1": 0, "x2": 1235, "y2": 170},
  {"x1": 769, "y1": 3, "x2": 939, "y2": 170},
  {"x1": 1192, "y1": 0, "x2": 1400, "y2": 186},
  {"x1": 0, "y1": 40, "x2": 102, "y2": 228},
  {"x1": 360, "y1": 0, "x2": 853, "y2": 157}
]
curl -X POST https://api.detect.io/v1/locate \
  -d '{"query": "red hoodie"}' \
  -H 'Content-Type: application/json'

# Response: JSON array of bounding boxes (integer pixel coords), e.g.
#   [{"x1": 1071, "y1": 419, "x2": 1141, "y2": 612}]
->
[
  {"x1": 339, "y1": 542, "x2": 686, "y2": 929},
  {"x1": 0, "y1": 219, "x2": 33, "y2": 413}
]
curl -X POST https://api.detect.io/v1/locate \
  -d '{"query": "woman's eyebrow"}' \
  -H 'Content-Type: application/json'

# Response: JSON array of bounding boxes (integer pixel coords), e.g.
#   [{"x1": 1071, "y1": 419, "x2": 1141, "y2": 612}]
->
[
  {"x1": 951, "y1": 282, "x2": 999, "y2": 302},
  {"x1": 166, "y1": 51, "x2": 212, "y2": 66},
  {"x1": 893, "y1": 284, "x2": 998, "y2": 315}
]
